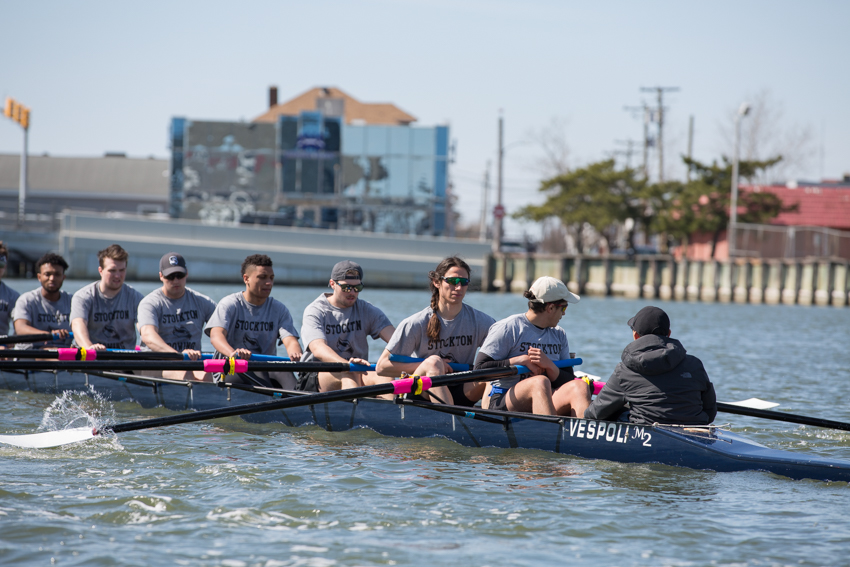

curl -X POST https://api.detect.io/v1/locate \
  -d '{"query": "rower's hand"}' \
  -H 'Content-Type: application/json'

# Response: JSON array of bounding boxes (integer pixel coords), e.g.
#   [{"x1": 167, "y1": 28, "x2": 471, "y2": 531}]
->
[
  {"x1": 53, "y1": 329, "x2": 71, "y2": 340},
  {"x1": 510, "y1": 354, "x2": 542, "y2": 376},
  {"x1": 528, "y1": 348, "x2": 557, "y2": 379},
  {"x1": 230, "y1": 349, "x2": 252, "y2": 360},
  {"x1": 289, "y1": 350, "x2": 303, "y2": 362},
  {"x1": 182, "y1": 349, "x2": 202, "y2": 361},
  {"x1": 349, "y1": 357, "x2": 369, "y2": 373},
  {"x1": 90, "y1": 343, "x2": 107, "y2": 351}
]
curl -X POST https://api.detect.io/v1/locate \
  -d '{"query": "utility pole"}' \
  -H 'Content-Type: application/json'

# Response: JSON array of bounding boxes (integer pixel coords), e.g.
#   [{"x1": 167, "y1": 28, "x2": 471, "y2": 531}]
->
[
  {"x1": 492, "y1": 113, "x2": 504, "y2": 254},
  {"x1": 479, "y1": 160, "x2": 491, "y2": 242},
  {"x1": 3, "y1": 97, "x2": 31, "y2": 227},
  {"x1": 613, "y1": 139, "x2": 641, "y2": 170},
  {"x1": 624, "y1": 104, "x2": 651, "y2": 178},
  {"x1": 640, "y1": 86, "x2": 679, "y2": 182}
]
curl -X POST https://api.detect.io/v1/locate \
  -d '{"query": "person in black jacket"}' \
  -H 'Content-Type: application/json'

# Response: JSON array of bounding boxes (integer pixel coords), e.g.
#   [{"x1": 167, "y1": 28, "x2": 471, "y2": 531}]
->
[{"x1": 584, "y1": 306, "x2": 717, "y2": 425}]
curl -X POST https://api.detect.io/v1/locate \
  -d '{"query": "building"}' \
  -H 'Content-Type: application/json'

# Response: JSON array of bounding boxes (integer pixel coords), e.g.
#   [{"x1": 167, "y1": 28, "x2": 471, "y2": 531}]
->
[
  {"x1": 169, "y1": 87, "x2": 451, "y2": 236},
  {"x1": 0, "y1": 153, "x2": 168, "y2": 229}
]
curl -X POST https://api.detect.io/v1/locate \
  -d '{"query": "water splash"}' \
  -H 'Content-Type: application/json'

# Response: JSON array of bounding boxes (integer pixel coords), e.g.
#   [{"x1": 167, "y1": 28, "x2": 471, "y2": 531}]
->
[{"x1": 39, "y1": 387, "x2": 115, "y2": 433}]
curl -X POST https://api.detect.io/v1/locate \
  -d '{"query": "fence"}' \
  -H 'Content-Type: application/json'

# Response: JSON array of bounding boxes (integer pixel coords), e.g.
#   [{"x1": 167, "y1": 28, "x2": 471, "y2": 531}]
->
[{"x1": 736, "y1": 223, "x2": 850, "y2": 260}]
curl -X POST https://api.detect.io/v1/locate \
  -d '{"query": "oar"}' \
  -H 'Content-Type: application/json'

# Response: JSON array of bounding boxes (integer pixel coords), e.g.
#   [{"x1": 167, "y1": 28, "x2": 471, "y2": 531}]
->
[
  {"x1": 0, "y1": 348, "x2": 186, "y2": 361},
  {"x1": 0, "y1": 358, "x2": 374, "y2": 373},
  {"x1": 0, "y1": 331, "x2": 73, "y2": 346},
  {"x1": 716, "y1": 402, "x2": 850, "y2": 432},
  {"x1": 0, "y1": 366, "x2": 520, "y2": 448},
  {"x1": 389, "y1": 354, "x2": 585, "y2": 376}
]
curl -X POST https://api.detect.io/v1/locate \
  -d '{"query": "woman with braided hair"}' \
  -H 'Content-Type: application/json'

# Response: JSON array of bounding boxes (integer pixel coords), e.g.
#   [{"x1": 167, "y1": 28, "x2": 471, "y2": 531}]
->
[{"x1": 376, "y1": 257, "x2": 495, "y2": 406}]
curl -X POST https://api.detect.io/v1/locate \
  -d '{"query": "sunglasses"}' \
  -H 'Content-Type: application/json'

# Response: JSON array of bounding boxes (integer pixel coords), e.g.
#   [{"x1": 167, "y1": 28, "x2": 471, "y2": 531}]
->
[
  {"x1": 556, "y1": 303, "x2": 568, "y2": 313},
  {"x1": 335, "y1": 282, "x2": 363, "y2": 293},
  {"x1": 441, "y1": 277, "x2": 470, "y2": 287},
  {"x1": 165, "y1": 272, "x2": 186, "y2": 281}
]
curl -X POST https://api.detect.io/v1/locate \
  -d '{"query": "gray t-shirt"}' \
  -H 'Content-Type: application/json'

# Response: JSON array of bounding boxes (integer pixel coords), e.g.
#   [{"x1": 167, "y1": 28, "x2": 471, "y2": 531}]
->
[
  {"x1": 478, "y1": 313, "x2": 570, "y2": 391},
  {"x1": 12, "y1": 288, "x2": 73, "y2": 347},
  {"x1": 69, "y1": 282, "x2": 143, "y2": 350},
  {"x1": 386, "y1": 304, "x2": 495, "y2": 366},
  {"x1": 0, "y1": 281, "x2": 21, "y2": 336},
  {"x1": 138, "y1": 287, "x2": 217, "y2": 352},
  {"x1": 204, "y1": 292, "x2": 299, "y2": 356},
  {"x1": 300, "y1": 293, "x2": 392, "y2": 361}
]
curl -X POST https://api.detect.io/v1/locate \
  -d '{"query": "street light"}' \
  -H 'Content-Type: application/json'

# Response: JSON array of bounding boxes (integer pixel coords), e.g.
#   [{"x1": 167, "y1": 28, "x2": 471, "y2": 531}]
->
[{"x1": 728, "y1": 102, "x2": 751, "y2": 258}]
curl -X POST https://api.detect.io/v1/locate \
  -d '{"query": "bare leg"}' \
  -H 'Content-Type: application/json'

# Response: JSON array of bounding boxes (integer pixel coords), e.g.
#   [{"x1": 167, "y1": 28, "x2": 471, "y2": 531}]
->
[
  {"x1": 505, "y1": 375, "x2": 556, "y2": 415},
  {"x1": 268, "y1": 371, "x2": 297, "y2": 390},
  {"x1": 552, "y1": 379, "x2": 592, "y2": 417},
  {"x1": 411, "y1": 357, "x2": 453, "y2": 405}
]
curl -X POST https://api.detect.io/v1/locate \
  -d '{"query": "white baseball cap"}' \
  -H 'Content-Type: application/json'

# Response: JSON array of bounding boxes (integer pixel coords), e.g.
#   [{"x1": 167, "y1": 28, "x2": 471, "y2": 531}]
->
[{"x1": 529, "y1": 276, "x2": 580, "y2": 304}]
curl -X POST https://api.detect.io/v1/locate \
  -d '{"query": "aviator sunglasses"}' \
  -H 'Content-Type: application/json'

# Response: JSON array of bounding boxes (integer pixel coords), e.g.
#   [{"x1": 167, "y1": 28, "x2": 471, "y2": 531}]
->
[
  {"x1": 165, "y1": 272, "x2": 186, "y2": 281},
  {"x1": 441, "y1": 276, "x2": 470, "y2": 287},
  {"x1": 335, "y1": 281, "x2": 364, "y2": 293}
]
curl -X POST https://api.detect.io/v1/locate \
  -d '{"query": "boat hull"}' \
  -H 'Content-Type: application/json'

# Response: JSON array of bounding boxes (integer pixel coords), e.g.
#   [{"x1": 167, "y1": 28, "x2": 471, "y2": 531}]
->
[{"x1": 4, "y1": 370, "x2": 850, "y2": 483}]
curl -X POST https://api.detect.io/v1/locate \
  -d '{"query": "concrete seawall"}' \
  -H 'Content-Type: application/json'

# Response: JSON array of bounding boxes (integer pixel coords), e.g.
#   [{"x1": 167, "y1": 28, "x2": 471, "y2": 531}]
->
[{"x1": 485, "y1": 254, "x2": 849, "y2": 308}]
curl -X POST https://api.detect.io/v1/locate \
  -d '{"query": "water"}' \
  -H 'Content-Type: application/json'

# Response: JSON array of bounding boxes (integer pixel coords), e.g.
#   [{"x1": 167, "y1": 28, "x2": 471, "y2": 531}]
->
[{"x1": 1, "y1": 279, "x2": 849, "y2": 566}]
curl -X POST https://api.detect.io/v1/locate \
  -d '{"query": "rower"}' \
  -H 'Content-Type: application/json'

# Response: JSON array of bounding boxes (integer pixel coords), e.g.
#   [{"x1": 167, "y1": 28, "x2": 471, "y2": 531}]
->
[
  {"x1": 474, "y1": 276, "x2": 589, "y2": 416},
  {"x1": 70, "y1": 244, "x2": 143, "y2": 350},
  {"x1": 583, "y1": 306, "x2": 717, "y2": 425},
  {"x1": 138, "y1": 253, "x2": 217, "y2": 381},
  {"x1": 376, "y1": 256, "x2": 495, "y2": 407},
  {"x1": 297, "y1": 260, "x2": 395, "y2": 393},
  {"x1": 12, "y1": 253, "x2": 72, "y2": 349},
  {"x1": 205, "y1": 254, "x2": 302, "y2": 389},
  {"x1": 0, "y1": 242, "x2": 21, "y2": 340}
]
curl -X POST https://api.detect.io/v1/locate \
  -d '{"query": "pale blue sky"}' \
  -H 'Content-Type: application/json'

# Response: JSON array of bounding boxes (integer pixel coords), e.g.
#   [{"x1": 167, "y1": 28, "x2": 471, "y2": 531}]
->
[{"x1": 2, "y1": 1, "x2": 848, "y2": 237}]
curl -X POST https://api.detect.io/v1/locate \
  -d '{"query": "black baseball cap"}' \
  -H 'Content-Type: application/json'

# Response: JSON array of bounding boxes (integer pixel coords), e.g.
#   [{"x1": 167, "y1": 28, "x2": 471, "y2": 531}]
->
[
  {"x1": 627, "y1": 306, "x2": 670, "y2": 337},
  {"x1": 331, "y1": 260, "x2": 363, "y2": 281},
  {"x1": 160, "y1": 253, "x2": 187, "y2": 277}
]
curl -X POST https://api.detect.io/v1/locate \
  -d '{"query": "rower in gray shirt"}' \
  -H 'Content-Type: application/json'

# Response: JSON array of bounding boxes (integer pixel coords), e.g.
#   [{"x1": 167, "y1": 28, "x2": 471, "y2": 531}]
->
[
  {"x1": 13, "y1": 253, "x2": 74, "y2": 348},
  {"x1": 70, "y1": 244, "x2": 142, "y2": 350},
  {"x1": 301, "y1": 293, "x2": 392, "y2": 362},
  {"x1": 69, "y1": 282, "x2": 143, "y2": 350},
  {"x1": 13, "y1": 289, "x2": 72, "y2": 348},
  {"x1": 205, "y1": 291, "x2": 298, "y2": 356},
  {"x1": 0, "y1": 242, "x2": 20, "y2": 336},
  {"x1": 139, "y1": 287, "x2": 216, "y2": 352}
]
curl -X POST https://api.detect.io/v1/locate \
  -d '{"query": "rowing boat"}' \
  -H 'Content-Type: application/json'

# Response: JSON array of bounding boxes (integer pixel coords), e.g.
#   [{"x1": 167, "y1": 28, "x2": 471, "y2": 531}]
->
[{"x1": 2, "y1": 368, "x2": 850, "y2": 483}]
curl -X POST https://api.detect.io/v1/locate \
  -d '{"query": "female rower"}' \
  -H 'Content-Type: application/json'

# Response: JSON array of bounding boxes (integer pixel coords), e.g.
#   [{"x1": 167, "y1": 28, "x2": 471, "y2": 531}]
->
[
  {"x1": 375, "y1": 256, "x2": 495, "y2": 406},
  {"x1": 474, "y1": 276, "x2": 590, "y2": 416}
]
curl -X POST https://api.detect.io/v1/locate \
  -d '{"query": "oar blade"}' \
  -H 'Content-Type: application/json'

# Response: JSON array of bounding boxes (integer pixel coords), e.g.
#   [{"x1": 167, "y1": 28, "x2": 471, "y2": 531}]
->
[
  {"x1": 0, "y1": 427, "x2": 95, "y2": 449},
  {"x1": 720, "y1": 398, "x2": 780, "y2": 410}
]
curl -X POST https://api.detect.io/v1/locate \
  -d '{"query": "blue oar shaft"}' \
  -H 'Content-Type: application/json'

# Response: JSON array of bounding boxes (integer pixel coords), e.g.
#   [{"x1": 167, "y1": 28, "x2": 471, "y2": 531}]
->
[{"x1": 389, "y1": 354, "x2": 582, "y2": 375}]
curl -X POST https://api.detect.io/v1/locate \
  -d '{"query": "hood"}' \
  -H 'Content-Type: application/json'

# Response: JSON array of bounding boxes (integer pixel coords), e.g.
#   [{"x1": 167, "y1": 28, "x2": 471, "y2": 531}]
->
[{"x1": 621, "y1": 335, "x2": 687, "y2": 376}]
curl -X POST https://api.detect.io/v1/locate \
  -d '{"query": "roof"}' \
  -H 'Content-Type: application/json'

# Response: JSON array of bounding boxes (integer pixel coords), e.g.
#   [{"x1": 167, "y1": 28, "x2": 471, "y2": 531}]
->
[
  {"x1": 743, "y1": 184, "x2": 850, "y2": 231},
  {"x1": 0, "y1": 154, "x2": 169, "y2": 197},
  {"x1": 253, "y1": 87, "x2": 417, "y2": 126}
]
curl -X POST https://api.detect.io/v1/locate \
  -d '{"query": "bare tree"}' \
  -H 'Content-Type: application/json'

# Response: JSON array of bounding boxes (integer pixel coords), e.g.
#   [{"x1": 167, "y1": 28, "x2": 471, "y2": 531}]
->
[
  {"x1": 717, "y1": 89, "x2": 816, "y2": 184},
  {"x1": 524, "y1": 116, "x2": 572, "y2": 177}
]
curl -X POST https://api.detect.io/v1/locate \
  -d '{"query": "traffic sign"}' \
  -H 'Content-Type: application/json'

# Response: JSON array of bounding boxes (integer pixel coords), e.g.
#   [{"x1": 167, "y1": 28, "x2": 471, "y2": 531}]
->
[{"x1": 493, "y1": 204, "x2": 505, "y2": 219}]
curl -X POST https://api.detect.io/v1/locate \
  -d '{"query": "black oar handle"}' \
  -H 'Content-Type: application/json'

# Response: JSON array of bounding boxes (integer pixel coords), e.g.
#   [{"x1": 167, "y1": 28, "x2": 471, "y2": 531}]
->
[
  {"x1": 104, "y1": 367, "x2": 518, "y2": 435},
  {"x1": 717, "y1": 402, "x2": 850, "y2": 432},
  {"x1": 0, "y1": 359, "x2": 353, "y2": 373},
  {"x1": 0, "y1": 349, "x2": 185, "y2": 361},
  {"x1": 0, "y1": 332, "x2": 69, "y2": 346}
]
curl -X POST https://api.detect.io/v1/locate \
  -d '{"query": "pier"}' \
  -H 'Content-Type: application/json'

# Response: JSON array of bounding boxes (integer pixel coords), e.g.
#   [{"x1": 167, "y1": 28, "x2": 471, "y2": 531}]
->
[{"x1": 485, "y1": 253, "x2": 849, "y2": 308}]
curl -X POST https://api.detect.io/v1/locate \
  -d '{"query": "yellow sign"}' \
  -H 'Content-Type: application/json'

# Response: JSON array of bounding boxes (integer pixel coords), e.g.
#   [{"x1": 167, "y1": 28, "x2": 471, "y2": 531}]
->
[{"x1": 3, "y1": 97, "x2": 30, "y2": 130}]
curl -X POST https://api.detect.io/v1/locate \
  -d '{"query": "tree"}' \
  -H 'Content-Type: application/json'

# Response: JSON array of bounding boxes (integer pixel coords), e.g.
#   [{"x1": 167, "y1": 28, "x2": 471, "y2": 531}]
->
[
  {"x1": 661, "y1": 155, "x2": 797, "y2": 258},
  {"x1": 513, "y1": 159, "x2": 644, "y2": 253}
]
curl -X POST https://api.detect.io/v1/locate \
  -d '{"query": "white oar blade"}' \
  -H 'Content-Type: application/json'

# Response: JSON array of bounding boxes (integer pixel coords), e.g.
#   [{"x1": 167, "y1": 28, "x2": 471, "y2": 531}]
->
[
  {"x1": 721, "y1": 398, "x2": 780, "y2": 410},
  {"x1": 0, "y1": 426, "x2": 95, "y2": 449}
]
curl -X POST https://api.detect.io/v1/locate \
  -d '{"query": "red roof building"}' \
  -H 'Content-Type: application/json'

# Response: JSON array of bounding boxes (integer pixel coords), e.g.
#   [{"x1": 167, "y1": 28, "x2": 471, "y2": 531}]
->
[{"x1": 742, "y1": 182, "x2": 850, "y2": 230}]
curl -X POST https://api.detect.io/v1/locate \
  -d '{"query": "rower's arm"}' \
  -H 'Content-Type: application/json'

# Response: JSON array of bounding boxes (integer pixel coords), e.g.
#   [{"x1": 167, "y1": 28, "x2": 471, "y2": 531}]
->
[
  {"x1": 140, "y1": 324, "x2": 178, "y2": 354},
  {"x1": 375, "y1": 348, "x2": 420, "y2": 377},
  {"x1": 14, "y1": 318, "x2": 45, "y2": 337},
  {"x1": 378, "y1": 325, "x2": 395, "y2": 343},
  {"x1": 306, "y1": 339, "x2": 344, "y2": 364},
  {"x1": 71, "y1": 318, "x2": 97, "y2": 349},
  {"x1": 209, "y1": 327, "x2": 245, "y2": 358},
  {"x1": 281, "y1": 336, "x2": 303, "y2": 361}
]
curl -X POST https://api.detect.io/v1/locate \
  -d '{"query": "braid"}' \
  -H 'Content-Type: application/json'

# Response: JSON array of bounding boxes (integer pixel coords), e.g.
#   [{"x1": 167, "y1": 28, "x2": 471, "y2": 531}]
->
[{"x1": 426, "y1": 272, "x2": 441, "y2": 341}]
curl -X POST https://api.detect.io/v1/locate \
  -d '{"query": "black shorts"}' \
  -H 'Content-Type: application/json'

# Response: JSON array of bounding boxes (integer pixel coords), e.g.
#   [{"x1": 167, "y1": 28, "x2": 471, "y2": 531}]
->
[
  {"x1": 447, "y1": 383, "x2": 477, "y2": 408},
  {"x1": 296, "y1": 371, "x2": 320, "y2": 392}
]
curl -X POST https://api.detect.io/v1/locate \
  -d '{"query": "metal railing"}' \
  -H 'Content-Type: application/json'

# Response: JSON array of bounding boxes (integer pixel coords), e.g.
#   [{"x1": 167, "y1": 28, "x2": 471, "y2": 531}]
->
[{"x1": 736, "y1": 223, "x2": 850, "y2": 260}]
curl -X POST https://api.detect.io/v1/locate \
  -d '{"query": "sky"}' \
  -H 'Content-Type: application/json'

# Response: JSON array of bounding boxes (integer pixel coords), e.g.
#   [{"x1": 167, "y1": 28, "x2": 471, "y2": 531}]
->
[{"x1": 2, "y1": 0, "x2": 848, "y2": 240}]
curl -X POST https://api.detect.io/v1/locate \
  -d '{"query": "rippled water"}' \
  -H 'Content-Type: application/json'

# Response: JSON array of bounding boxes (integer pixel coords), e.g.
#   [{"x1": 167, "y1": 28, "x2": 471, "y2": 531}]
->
[{"x1": 1, "y1": 279, "x2": 849, "y2": 566}]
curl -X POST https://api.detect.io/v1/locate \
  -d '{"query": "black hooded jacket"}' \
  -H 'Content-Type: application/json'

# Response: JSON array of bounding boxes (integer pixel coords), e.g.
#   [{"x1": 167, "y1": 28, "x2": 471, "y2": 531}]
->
[{"x1": 584, "y1": 335, "x2": 717, "y2": 425}]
